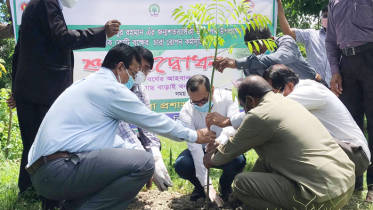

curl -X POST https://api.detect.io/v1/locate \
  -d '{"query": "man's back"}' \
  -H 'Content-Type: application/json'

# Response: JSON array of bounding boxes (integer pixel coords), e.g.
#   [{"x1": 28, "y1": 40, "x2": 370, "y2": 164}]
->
[
  {"x1": 288, "y1": 80, "x2": 370, "y2": 159},
  {"x1": 251, "y1": 92, "x2": 354, "y2": 201},
  {"x1": 214, "y1": 92, "x2": 355, "y2": 202}
]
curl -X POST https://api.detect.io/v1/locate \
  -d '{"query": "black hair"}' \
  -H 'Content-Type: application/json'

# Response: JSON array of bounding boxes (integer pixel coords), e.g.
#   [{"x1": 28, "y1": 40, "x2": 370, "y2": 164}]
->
[
  {"x1": 237, "y1": 76, "x2": 273, "y2": 101},
  {"x1": 322, "y1": 6, "x2": 328, "y2": 14},
  {"x1": 263, "y1": 64, "x2": 300, "y2": 91},
  {"x1": 244, "y1": 25, "x2": 272, "y2": 43},
  {"x1": 133, "y1": 46, "x2": 154, "y2": 69},
  {"x1": 186, "y1": 75, "x2": 211, "y2": 93},
  {"x1": 101, "y1": 43, "x2": 141, "y2": 69}
]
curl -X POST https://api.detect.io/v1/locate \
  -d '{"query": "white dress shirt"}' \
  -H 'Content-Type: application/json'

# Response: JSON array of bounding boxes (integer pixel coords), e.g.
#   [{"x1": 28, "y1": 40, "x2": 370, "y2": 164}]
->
[
  {"x1": 230, "y1": 80, "x2": 371, "y2": 161},
  {"x1": 27, "y1": 67, "x2": 197, "y2": 167},
  {"x1": 179, "y1": 89, "x2": 239, "y2": 187}
]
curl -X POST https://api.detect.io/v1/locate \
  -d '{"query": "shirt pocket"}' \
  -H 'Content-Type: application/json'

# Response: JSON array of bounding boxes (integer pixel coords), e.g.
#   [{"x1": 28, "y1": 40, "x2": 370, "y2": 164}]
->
[{"x1": 352, "y1": 2, "x2": 373, "y2": 28}]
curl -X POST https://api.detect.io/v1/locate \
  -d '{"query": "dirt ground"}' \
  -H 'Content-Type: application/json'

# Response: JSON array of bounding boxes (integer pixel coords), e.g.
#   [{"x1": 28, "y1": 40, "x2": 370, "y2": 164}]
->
[{"x1": 127, "y1": 190, "x2": 250, "y2": 210}]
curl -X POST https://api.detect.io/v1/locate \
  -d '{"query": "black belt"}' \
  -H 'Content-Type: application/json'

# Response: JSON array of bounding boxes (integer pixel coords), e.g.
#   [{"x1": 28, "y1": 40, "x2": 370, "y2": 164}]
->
[
  {"x1": 341, "y1": 42, "x2": 373, "y2": 56},
  {"x1": 26, "y1": 152, "x2": 70, "y2": 175}
]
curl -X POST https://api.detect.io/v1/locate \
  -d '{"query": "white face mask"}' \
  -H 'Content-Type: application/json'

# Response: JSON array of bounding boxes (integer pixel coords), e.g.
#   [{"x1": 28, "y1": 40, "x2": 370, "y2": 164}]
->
[
  {"x1": 60, "y1": 0, "x2": 78, "y2": 8},
  {"x1": 134, "y1": 71, "x2": 146, "y2": 85}
]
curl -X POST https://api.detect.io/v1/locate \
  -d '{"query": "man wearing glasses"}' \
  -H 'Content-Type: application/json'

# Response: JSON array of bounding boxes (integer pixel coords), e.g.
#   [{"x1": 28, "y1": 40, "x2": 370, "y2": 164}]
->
[
  {"x1": 115, "y1": 46, "x2": 173, "y2": 192},
  {"x1": 277, "y1": 0, "x2": 331, "y2": 86},
  {"x1": 174, "y1": 75, "x2": 246, "y2": 207}
]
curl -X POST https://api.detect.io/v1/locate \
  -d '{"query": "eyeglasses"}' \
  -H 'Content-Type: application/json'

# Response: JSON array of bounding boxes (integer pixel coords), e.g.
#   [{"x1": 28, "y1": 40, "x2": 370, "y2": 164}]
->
[{"x1": 190, "y1": 94, "x2": 210, "y2": 106}]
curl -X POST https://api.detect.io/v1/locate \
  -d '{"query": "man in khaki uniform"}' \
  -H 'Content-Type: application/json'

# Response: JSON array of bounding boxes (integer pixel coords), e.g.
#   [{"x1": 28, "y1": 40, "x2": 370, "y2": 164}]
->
[{"x1": 203, "y1": 76, "x2": 355, "y2": 210}]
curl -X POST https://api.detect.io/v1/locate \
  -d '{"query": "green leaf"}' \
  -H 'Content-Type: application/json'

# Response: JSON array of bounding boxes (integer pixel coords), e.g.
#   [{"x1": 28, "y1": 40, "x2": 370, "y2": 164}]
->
[
  {"x1": 263, "y1": 40, "x2": 271, "y2": 51},
  {"x1": 173, "y1": 11, "x2": 185, "y2": 21},
  {"x1": 227, "y1": 1, "x2": 234, "y2": 9},
  {"x1": 0, "y1": 59, "x2": 5, "y2": 64},
  {"x1": 249, "y1": 19, "x2": 256, "y2": 30},
  {"x1": 247, "y1": 42, "x2": 253, "y2": 53},
  {"x1": 217, "y1": 37, "x2": 225, "y2": 46},
  {"x1": 228, "y1": 46, "x2": 234, "y2": 54},
  {"x1": 253, "y1": 41, "x2": 260, "y2": 52},
  {"x1": 254, "y1": 18, "x2": 260, "y2": 29},
  {"x1": 231, "y1": 86, "x2": 238, "y2": 102}
]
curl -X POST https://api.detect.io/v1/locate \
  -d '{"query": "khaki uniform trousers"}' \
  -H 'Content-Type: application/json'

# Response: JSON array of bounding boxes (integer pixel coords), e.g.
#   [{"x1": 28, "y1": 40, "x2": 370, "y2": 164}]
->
[{"x1": 233, "y1": 159, "x2": 354, "y2": 210}]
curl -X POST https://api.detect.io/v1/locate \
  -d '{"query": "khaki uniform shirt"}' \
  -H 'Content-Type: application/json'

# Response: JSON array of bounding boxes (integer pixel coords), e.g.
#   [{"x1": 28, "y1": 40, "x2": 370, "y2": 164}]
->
[{"x1": 212, "y1": 92, "x2": 355, "y2": 202}]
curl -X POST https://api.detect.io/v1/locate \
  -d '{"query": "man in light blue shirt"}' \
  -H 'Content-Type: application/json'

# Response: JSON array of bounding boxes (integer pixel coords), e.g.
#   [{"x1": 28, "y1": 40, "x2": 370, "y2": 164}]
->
[{"x1": 25, "y1": 44, "x2": 216, "y2": 210}]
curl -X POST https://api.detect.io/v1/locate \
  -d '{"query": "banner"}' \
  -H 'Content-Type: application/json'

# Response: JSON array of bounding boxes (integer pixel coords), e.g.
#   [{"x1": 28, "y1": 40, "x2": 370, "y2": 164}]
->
[{"x1": 10, "y1": 0, "x2": 277, "y2": 121}]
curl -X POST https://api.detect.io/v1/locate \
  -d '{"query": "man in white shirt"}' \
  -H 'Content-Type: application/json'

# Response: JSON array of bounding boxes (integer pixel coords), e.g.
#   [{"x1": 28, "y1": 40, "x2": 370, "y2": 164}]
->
[
  {"x1": 174, "y1": 75, "x2": 246, "y2": 206},
  {"x1": 207, "y1": 64, "x2": 370, "y2": 185},
  {"x1": 26, "y1": 44, "x2": 216, "y2": 210}
]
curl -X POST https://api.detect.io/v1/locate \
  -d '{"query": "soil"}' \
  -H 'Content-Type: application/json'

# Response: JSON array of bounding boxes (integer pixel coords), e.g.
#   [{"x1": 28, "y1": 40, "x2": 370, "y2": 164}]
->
[{"x1": 127, "y1": 190, "x2": 250, "y2": 210}]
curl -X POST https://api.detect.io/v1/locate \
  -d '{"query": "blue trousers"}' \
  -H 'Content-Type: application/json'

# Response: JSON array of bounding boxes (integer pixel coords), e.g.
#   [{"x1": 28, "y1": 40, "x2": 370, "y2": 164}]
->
[{"x1": 174, "y1": 149, "x2": 246, "y2": 196}]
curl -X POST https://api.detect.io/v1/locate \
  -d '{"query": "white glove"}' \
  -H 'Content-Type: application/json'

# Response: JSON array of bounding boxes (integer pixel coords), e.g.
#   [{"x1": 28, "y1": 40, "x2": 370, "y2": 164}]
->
[{"x1": 150, "y1": 147, "x2": 173, "y2": 191}]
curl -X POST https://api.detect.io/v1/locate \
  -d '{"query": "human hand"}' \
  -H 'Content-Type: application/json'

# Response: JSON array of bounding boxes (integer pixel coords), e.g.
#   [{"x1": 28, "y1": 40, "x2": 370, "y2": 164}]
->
[
  {"x1": 330, "y1": 73, "x2": 343, "y2": 97},
  {"x1": 206, "y1": 112, "x2": 231, "y2": 128},
  {"x1": 146, "y1": 176, "x2": 154, "y2": 189},
  {"x1": 6, "y1": 95, "x2": 16, "y2": 109},
  {"x1": 153, "y1": 156, "x2": 173, "y2": 191},
  {"x1": 203, "y1": 151, "x2": 215, "y2": 169},
  {"x1": 105, "y1": 20, "x2": 122, "y2": 38},
  {"x1": 204, "y1": 185, "x2": 224, "y2": 207},
  {"x1": 205, "y1": 141, "x2": 219, "y2": 153},
  {"x1": 212, "y1": 57, "x2": 236, "y2": 73},
  {"x1": 196, "y1": 128, "x2": 216, "y2": 144},
  {"x1": 315, "y1": 73, "x2": 322, "y2": 81}
]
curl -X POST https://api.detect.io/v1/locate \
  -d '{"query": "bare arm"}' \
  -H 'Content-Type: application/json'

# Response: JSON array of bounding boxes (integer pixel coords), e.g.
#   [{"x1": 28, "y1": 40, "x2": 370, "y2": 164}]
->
[{"x1": 277, "y1": 0, "x2": 296, "y2": 40}]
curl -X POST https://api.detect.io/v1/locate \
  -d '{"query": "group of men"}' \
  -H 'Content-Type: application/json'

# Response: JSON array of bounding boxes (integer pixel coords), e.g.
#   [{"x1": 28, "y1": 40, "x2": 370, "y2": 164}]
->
[{"x1": 5, "y1": 0, "x2": 373, "y2": 209}]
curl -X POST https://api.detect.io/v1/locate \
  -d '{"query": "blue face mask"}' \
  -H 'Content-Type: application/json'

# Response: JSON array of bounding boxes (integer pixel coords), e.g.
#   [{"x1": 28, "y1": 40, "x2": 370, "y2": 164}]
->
[
  {"x1": 124, "y1": 69, "x2": 135, "y2": 89},
  {"x1": 118, "y1": 68, "x2": 135, "y2": 90},
  {"x1": 193, "y1": 101, "x2": 213, "y2": 113}
]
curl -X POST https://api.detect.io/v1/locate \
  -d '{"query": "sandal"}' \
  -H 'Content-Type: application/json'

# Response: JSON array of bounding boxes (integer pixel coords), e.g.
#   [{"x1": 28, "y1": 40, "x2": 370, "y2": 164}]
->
[{"x1": 365, "y1": 190, "x2": 373, "y2": 202}]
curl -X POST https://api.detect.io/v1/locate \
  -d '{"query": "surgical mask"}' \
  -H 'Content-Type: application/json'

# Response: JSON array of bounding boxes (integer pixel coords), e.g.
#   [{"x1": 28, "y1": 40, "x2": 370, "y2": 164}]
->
[
  {"x1": 321, "y1": 18, "x2": 327, "y2": 28},
  {"x1": 193, "y1": 102, "x2": 213, "y2": 113},
  {"x1": 124, "y1": 69, "x2": 135, "y2": 89},
  {"x1": 134, "y1": 71, "x2": 146, "y2": 85},
  {"x1": 60, "y1": 0, "x2": 78, "y2": 8}
]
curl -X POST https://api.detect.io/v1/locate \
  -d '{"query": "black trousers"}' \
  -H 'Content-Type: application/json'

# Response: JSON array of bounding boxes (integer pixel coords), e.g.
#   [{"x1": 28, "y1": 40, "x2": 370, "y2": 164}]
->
[
  {"x1": 16, "y1": 100, "x2": 59, "y2": 209},
  {"x1": 340, "y1": 48, "x2": 373, "y2": 190}
]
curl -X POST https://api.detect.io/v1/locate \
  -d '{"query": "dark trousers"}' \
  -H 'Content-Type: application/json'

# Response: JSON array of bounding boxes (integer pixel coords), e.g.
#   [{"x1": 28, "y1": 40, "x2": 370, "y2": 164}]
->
[
  {"x1": 31, "y1": 148, "x2": 154, "y2": 210},
  {"x1": 16, "y1": 100, "x2": 50, "y2": 194},
  {"x1": 174, "y1": 149, "x2": 246, "y2": 196},
  {"x1": 340, "y1": 48, "x2": 373, "y2": 190}
]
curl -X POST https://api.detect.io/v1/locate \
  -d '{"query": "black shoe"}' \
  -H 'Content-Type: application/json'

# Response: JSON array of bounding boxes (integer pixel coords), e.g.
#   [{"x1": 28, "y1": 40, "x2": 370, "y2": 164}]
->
[{"x1": 190, "y1": 188, "x2": 206, "y2": 202}]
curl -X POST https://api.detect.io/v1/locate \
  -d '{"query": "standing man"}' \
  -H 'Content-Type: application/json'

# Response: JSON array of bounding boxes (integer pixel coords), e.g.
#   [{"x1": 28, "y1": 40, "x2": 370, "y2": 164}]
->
[
  {"x1": 326, "y1": 0, "x2": 373, "y2": 199},
  {"x1": 212, "y1": 26, "x2": 326, "y2": 85},
  {"x1": 116, "y1": 46, "x2": 173, "y2": 191},
  {"x1": 26, "y1": 44, "x2": 216, "y2": 210},
  {"x1": 204, "y1": 76, "x2": 355, "y2": 210},
  {"x1": 277, "y1": 0, "x2": 331, "y2": 86},
  {"x1": 6, "y1": 0, "x2": 120, "y2": 208},
  {"x1": 174, "y1": 75, "x2": 246, "y2": 206}
]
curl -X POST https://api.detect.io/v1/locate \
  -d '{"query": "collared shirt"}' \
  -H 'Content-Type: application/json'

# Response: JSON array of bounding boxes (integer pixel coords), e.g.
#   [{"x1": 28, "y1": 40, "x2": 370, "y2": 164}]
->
[
  {"x1": 179, "y1": 89, "x2": 239, "y2": 187},
  {"x1": 230, "y1": 80, "x2": 371, "y2": 161},
  {"x1": 116, "y1": 84, "x2": 161, "y2": 151},
  {"x1": 288, "y1": 80, "x2": 371, "y2": 160},
  {"x1": 326, "y1": 0, "x2": 373, "y2": 75},
  {"x1": 294, "y1": 28, "x2": 332, "y2": 86},
  {"x1": 213, "y1": 92, "x2": 355, "y2": 202},
  {"x1": 27, "y1": 67, "x2": 197, "y2": 167},
  {"x1": 236, "y1": 35, "x2": 317, "y2": 80}
]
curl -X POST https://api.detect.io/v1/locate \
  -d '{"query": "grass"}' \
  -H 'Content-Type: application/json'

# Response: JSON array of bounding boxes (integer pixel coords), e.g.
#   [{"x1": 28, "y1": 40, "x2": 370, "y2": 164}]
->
[{"x1": 0, "y1": 136, "x2": 372, "y2": 209}]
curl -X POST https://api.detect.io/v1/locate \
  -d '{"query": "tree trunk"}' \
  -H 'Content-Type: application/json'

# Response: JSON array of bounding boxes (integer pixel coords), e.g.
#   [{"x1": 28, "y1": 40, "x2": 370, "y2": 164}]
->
[{"x1": 5, "y1": 106, "x2": 12, "y2": 157}]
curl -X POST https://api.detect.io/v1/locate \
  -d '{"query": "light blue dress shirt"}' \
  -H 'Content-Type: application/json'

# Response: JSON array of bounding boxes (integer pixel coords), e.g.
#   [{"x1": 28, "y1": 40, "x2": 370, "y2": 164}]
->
[
  {"x1": 27, "y1": 67, "x2": 197, "y2": 166},
  {"x1": 295, "y1": 28, "x2": 332, "y2": 86}
]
